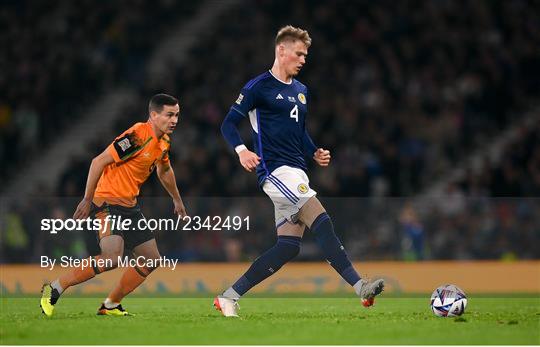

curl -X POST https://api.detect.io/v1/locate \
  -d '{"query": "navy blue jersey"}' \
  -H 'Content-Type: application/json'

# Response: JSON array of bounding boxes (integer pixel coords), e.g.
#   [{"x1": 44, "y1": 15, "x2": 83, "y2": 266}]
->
[{"x1": 231, "y1": 71, "x2": 310, "y2": 185}]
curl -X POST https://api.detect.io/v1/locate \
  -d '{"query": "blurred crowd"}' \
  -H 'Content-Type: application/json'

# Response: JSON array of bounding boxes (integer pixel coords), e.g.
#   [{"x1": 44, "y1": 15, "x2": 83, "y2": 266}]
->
[
  {"x1": 458, "y1": 122, "x2": 540, "y2": 197},
  {"x1": 0, "y1": 0, "x2": 197, "y2": 181},
  {"x1": 57, "y1": 0, "x2": 539, "y2": 198},
  {"x1": 2, "y1": 0, "x2": 540, "y2": 263}
]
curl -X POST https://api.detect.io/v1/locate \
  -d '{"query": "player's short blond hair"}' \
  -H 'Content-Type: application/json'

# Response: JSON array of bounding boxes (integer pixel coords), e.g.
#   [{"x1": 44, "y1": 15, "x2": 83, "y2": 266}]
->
[{"x1": 275, "y1": 25, "x2": 311, "y2": 48}]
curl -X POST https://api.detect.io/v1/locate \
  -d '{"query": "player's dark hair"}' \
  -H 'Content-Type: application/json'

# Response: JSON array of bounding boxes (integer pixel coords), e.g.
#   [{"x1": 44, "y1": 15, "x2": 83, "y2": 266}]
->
[
  {"x1": 275, "y1": 25, "x2": 311, "y2": 47},
  {"x1": 149, "y1": 93, "x2": 178, "y2": 114}
]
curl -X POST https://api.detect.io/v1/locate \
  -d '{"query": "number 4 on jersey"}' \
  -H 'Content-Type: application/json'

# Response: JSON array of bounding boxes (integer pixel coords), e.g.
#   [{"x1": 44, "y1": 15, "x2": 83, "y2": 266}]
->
[{"x1": 290, "y1": 105, "x2": 299, "y2": 122}]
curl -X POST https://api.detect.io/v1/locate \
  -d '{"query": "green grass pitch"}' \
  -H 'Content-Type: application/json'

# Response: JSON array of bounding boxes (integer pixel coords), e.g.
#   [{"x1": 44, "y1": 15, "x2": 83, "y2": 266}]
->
[{"x1": 1, "y1": 296, "x2": 539, "y2": 344}]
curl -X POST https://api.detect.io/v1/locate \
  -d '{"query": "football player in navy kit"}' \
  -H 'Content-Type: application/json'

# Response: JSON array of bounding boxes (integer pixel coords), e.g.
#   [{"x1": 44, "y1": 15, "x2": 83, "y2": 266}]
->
[{"x1": 216, "y1": 25, "x2": 384, "y2": 317}]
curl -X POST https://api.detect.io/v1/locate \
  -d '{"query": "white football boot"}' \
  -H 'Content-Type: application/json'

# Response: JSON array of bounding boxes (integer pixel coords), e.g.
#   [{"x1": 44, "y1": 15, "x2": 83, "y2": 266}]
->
[{"x1": 213, "y1": 295, "x2": 240, "y2": 317}]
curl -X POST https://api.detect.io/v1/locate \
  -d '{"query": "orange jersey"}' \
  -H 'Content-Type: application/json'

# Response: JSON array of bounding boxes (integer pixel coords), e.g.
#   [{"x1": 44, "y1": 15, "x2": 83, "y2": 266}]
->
[{"x1": 94, "y1": 121, "x2": 171, "y2": 207}]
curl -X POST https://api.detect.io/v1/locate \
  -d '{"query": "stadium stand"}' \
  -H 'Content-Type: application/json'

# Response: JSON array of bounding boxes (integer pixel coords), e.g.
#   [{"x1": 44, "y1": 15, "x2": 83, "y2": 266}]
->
[
  {"x1": 1, "y1": 0, "x2": 539, "y2": 263},
  {"x1": 0, "y1": 0, "x2": 198, "y2": 181}
]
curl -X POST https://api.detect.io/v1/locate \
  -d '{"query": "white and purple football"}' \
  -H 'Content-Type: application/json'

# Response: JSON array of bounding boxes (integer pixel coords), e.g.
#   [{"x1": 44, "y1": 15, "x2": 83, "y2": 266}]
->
[{"x1": 430, "y1": 284, "x2": 467, "y2": 317}]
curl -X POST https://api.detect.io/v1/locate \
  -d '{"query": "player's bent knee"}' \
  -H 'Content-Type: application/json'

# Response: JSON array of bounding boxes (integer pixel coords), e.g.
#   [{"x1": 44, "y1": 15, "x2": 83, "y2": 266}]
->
[
  {"x1": 299, "y1": 197, "x2": 326, "y2": 227},
  {"x1": 283, "y1": 244, "x2": 301, "y2": 261},
  {"x1": 310, "y1": 212, "x2": 333, "y2": 234},
  {"x1": 257, "y1": 237, "x2": 302, "y2": 274},
  {"x1": 145, "y1": 262, "x2": 158, "y2": 273},
  {"x1": 277, "y1": 221, "x2": 305, "y2": 237},
  {"x1": 288, "y1": 245, "x2": 301, "y2": 260},
  {"x1": 134, "y1": 264, "x2": 156, "y2": 278},
  {"x1": 100, "y1": 252, "x2": 122, "y2": 269},
  {"x1": 277, "y1": 236, "x2": 302, "y2": 262}
]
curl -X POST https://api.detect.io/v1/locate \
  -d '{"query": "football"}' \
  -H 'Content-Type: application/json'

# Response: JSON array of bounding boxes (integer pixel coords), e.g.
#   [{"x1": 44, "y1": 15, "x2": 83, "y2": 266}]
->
[{"x1": 430, "y1": 284, "x2": 468, "y2": 317}]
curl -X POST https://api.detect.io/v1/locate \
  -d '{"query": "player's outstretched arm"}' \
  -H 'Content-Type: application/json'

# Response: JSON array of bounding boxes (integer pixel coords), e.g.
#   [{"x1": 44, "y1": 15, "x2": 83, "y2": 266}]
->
[
  {"x1": 156, "y1": 161, "x2": 187, "y2": 217},
  {"x1": 73, "y1": 149, "x2": 115, "y2": 219}
]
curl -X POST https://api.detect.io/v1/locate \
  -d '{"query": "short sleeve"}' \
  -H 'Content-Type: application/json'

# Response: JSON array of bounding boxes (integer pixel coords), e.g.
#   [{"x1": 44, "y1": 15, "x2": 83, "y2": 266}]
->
[
  {"x1": 230, "y1": 86, "x2": 257, "y2": 117},
  {"x1": 107, "y1": 123, "x2": 149, "y2": 163}
]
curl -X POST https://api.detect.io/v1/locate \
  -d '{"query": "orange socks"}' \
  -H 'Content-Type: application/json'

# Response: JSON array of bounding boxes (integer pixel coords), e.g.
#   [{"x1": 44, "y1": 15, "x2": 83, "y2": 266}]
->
[
  {"x1": 58, "y1": 256, "x2": 107, "y2": 291},
  {"x1": 54, "y1": 257, "x2": 155, "y2": 305},
  {"x1": 107, "y1": 266, "x2": 154, "y2": 304}
]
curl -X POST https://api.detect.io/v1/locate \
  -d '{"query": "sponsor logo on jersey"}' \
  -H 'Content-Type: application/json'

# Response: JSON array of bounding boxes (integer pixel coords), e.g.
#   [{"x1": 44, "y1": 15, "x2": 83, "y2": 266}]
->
[
  {"x1": 297, "y1": 183, "x2": 309, "y2": 194},
  {"x1": 288, "y1": 96, "x2": 296, "y2": 102},
  {"x1": 235, "y1": 93, "x2": 244, "y2": 105},
  {"x1": 276, "y1": 93, "x2": 284, "y2": 99},
  {"x1": 117, "y1": 138, "x2": 131, "y2": 152},
  {"x1": 298, "y1": 93, "x2": 306, "y2": 104}
]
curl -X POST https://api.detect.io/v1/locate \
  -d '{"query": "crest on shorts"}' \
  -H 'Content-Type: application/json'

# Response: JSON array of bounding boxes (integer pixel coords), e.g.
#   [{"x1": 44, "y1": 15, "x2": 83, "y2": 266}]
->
[
  {"x1": 297, "y1": 183, "x2": 309, "y2": 194},
  {"x1": 298, "y1": 93, "x2": 306, "y2": 104}
]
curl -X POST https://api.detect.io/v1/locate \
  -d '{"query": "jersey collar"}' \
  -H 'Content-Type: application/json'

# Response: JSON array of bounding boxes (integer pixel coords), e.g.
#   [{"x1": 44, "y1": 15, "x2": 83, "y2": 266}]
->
[{"x1": 268, "y1": 69, "x2": 293, "y2": 85}]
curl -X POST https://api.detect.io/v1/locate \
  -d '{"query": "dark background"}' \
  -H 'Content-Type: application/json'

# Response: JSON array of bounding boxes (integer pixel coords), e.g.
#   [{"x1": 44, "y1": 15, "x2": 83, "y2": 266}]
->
[{"x1": 1, "y1": 0, "x2": 539, "y2": 263}]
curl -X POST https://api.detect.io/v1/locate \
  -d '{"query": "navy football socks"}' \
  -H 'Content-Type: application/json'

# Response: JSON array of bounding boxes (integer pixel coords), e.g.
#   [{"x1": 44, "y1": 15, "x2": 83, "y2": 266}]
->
[
  {"x1": 229, "y1": 235, "x2": 302, "y2": 297},
  {"x1": 310, "y1": 212, "x2": 361, "y2": 286},
  {"x1": 224, "y1": 214, "x2": 360, "y2": 299}
]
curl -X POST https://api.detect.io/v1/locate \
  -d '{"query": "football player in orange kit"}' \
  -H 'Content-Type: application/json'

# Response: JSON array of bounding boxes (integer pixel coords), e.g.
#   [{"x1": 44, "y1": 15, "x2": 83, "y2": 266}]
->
[{"x1": 40, "y1": 93, "x2": 186, "y2": 316}]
